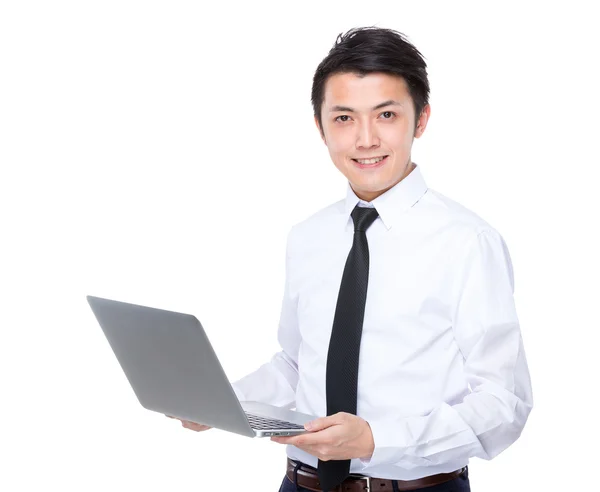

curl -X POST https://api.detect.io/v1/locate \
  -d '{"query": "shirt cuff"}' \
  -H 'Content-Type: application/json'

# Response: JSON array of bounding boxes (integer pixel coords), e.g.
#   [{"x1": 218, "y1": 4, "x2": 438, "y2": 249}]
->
[
  {"x1": 358, "y1": 416, "x2": 432, "y2": 469},
  {"x1": 359, "y1": 417, "x2": 395, "y2": 467}
]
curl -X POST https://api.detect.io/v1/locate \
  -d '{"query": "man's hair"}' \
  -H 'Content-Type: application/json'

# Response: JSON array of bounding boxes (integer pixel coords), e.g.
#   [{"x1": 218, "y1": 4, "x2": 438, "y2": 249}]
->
[{"x1": 311, "y1": 27, "x2": 430, "y2": 135}]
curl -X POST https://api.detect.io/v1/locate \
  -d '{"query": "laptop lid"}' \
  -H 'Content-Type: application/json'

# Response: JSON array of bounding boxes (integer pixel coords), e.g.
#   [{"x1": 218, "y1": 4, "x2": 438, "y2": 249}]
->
[{"x1": 86, "y1": 295, "x2": 255, "y2": 437}]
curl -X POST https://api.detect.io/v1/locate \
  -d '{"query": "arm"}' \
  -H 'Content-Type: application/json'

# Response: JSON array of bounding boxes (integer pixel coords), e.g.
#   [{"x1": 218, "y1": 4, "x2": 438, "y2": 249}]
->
[
  {"x1": 361, "y1": 228, "x2": 534, "y2": 469},
  {"x1": 230, "y1": 226, "x2": 301, "y2": 410}
]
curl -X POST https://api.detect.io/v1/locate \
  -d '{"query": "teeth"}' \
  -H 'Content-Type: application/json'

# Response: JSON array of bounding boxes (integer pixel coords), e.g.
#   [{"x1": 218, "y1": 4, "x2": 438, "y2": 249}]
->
[{"x1": 355, "y1": 156, "x2": 385, "y2": 165}]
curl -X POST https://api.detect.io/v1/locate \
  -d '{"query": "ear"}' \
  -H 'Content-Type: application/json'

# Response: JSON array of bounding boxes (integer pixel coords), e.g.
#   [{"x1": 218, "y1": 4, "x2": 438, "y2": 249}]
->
[
  {"x1": 414, "y1": 104, "x2": 431, "y2": 139},
  {"x1": 314, "y1": 115, "x2": 326, "y2": 144}
]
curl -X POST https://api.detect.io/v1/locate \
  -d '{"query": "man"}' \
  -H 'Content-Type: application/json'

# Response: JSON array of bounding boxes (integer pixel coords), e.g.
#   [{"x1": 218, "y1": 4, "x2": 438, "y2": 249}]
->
[{"x1": 171, "y1": 27, "x2": 533, "y2": 492}]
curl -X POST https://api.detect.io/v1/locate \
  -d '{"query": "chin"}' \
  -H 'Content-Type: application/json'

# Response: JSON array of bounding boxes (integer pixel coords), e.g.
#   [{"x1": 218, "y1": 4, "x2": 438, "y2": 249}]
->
[{"x1": 351, "y1": 182, "x2": 386, "y2": 195}]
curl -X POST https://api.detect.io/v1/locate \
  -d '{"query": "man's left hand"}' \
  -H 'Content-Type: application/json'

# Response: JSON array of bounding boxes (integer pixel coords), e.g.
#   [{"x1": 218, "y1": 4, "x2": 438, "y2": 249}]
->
[{"x1": 270, "y1": 412, "x2": 374, "y2": 461}]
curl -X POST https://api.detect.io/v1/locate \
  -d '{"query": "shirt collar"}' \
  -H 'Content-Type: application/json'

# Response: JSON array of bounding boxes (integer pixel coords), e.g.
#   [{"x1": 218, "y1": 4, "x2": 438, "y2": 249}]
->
[{"x1": 343, "y1": 162, "x2": 428, "y2": 231}]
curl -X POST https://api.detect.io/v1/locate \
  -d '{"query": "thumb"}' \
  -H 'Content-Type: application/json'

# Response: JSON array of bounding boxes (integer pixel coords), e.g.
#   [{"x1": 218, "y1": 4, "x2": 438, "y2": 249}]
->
[{"x1": 304, "y1": 416, "x2": 333, "y2": 431}]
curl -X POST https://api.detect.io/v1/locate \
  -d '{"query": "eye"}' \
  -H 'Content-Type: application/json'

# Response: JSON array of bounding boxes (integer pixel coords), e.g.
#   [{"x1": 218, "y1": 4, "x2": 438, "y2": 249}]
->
[
  {"x1": 380, "y1": 111, "x2": 396, "y2": 119},
  {"x1": 334, "y1": 115, "x2": 351, "y2": 123}
]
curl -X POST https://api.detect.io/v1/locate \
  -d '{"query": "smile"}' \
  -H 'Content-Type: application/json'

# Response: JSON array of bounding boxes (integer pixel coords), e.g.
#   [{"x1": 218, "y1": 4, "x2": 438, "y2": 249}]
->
[{"x1": 352, "y1": 155, "x2": 388, "y2": 169}]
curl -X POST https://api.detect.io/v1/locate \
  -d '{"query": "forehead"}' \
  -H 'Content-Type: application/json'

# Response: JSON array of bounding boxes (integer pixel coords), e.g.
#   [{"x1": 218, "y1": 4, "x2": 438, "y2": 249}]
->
[{"x1": 323, "y1": 72, "x2": 410, "y2": 108}]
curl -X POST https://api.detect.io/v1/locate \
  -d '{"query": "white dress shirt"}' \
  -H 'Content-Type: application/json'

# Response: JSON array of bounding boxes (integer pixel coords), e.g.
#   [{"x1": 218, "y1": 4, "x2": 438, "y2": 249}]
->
[{"x1": 231, "y1": 162, "x2": 533, "y2": 480}]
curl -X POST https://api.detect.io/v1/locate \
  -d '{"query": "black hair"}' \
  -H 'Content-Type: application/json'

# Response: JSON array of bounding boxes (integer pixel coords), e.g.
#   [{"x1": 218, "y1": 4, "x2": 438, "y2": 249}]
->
[{"x1": 311, "y1": 26, "x2": 430, "y2": 135}]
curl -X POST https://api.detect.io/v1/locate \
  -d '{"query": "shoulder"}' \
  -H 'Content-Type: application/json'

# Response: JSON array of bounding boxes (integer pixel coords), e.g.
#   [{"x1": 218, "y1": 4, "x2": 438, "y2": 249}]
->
[
  {"x1": 286, "y1": 199, "x2": 345, "y2": 249},
  {"x1": 421, "y1": 188, "x2": 493, "y2": 231},
  {"x1": 420, "y1": 188, "x2": 513, "y2": 279},
  {"x1": 418, "y1": 187, "x2": 501, "y2": 239}
]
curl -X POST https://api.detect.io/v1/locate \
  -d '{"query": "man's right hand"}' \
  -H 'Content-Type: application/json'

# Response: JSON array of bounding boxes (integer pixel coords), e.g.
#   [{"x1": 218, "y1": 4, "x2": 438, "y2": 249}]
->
[{"x1": 165, "y1": 414, "x2": 212, "y2": 432}]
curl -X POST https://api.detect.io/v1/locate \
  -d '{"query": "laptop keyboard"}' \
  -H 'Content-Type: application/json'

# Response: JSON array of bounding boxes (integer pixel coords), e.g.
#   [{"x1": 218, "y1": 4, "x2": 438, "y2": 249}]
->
[{"x1": 245, "y1": 412, "x2": 305, "y2": 430}]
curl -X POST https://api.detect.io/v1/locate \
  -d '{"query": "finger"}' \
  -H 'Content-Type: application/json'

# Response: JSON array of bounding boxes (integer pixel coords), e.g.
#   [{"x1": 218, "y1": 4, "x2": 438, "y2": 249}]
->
[
  {"x1": 300, "y1": 426, "x2": 340, "y2": 447},
  {"x1": 182, "y1": 422, "x2": 200, "y2": 431},
  {"x1": 306, "y1": 414, "x2": 344, "y2": 431},
  {"x1": 191, "y1": 426, "x2": 210, "y2": 432},
  {"x1": 271, "y1": 436, "x2": 314, "y2": 447},
  {"x1": 182, "y1": 421, "x2": 210, "y2": 431}
]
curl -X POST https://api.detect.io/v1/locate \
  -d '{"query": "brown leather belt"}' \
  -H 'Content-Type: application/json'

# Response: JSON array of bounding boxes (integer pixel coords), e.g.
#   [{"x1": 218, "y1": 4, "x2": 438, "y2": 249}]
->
[{"x1": 286, "y1": 458, "x2": 467, "y2": 492}]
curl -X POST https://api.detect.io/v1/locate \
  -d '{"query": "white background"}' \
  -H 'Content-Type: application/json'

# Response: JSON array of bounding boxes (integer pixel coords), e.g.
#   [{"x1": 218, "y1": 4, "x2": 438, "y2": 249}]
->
[{"x1": 1, "y1": 1, "x2": 598, "y2": 490}]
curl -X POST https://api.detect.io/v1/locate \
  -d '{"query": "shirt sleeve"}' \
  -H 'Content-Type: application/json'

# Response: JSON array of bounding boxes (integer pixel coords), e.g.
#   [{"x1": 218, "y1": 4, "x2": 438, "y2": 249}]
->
[
  {"x1": 230, "y1": 226, "x2": 301, "y2": 410},
  {"x1": 360, "y1": 228, "x2": 534, "y2": 469}
]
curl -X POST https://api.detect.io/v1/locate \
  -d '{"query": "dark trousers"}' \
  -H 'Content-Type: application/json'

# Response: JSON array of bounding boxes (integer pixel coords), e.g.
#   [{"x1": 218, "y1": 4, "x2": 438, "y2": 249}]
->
[{"x1": 278, "y1": 465, "x2": 471, "y2": 492}]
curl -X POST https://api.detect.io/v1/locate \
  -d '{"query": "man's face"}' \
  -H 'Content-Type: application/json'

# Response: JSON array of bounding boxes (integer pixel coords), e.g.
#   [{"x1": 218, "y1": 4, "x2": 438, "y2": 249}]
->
[{"x1": 316, "y1": 72, "x2": 430, "y2": 202}]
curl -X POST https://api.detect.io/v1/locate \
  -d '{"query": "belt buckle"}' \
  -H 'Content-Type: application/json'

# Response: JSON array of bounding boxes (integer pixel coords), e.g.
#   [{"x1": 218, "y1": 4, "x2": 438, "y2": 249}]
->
[
  {"x1": 349, "y1": 474, "x2": 371, "y2": 492},
  {"x1": 363, "y1": 476, "x2": 371, "y2": 492}
]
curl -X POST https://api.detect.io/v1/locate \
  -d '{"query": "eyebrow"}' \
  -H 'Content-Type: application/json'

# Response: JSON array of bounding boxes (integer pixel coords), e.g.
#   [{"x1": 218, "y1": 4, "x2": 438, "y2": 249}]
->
[{"x1": 329, "y1": 99, "x2": 403, "y2": 113}]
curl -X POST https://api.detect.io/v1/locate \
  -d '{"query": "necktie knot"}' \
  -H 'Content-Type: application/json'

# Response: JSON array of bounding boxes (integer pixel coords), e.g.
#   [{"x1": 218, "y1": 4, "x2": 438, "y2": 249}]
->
[{"x1": 351, "y1": 205, "x2": 379, "y2": 232}]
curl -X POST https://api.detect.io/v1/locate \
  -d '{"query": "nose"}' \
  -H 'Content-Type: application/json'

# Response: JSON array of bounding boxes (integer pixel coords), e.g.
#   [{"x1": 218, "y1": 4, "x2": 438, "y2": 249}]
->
[{"x1": 356, "y1": 119, "x2": 380, "y2": 150}]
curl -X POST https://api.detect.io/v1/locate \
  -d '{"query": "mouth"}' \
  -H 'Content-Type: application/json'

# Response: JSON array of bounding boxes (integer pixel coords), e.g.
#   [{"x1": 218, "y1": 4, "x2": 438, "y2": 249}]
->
[{"x1": 352, "y1": 155, "x2": 389, "y2": 169}]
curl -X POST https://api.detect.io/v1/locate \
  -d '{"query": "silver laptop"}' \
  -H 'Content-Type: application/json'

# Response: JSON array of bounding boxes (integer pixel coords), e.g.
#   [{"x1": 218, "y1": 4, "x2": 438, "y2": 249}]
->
[{"x1": 86, "y1": 295, "x2": 316, "y2": 437}]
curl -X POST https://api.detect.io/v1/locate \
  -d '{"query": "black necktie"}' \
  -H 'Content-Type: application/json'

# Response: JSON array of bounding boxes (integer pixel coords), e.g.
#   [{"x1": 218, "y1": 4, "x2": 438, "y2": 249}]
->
[{"x1": 317, "y1": 204, "x2": 380, "y2": 492}]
